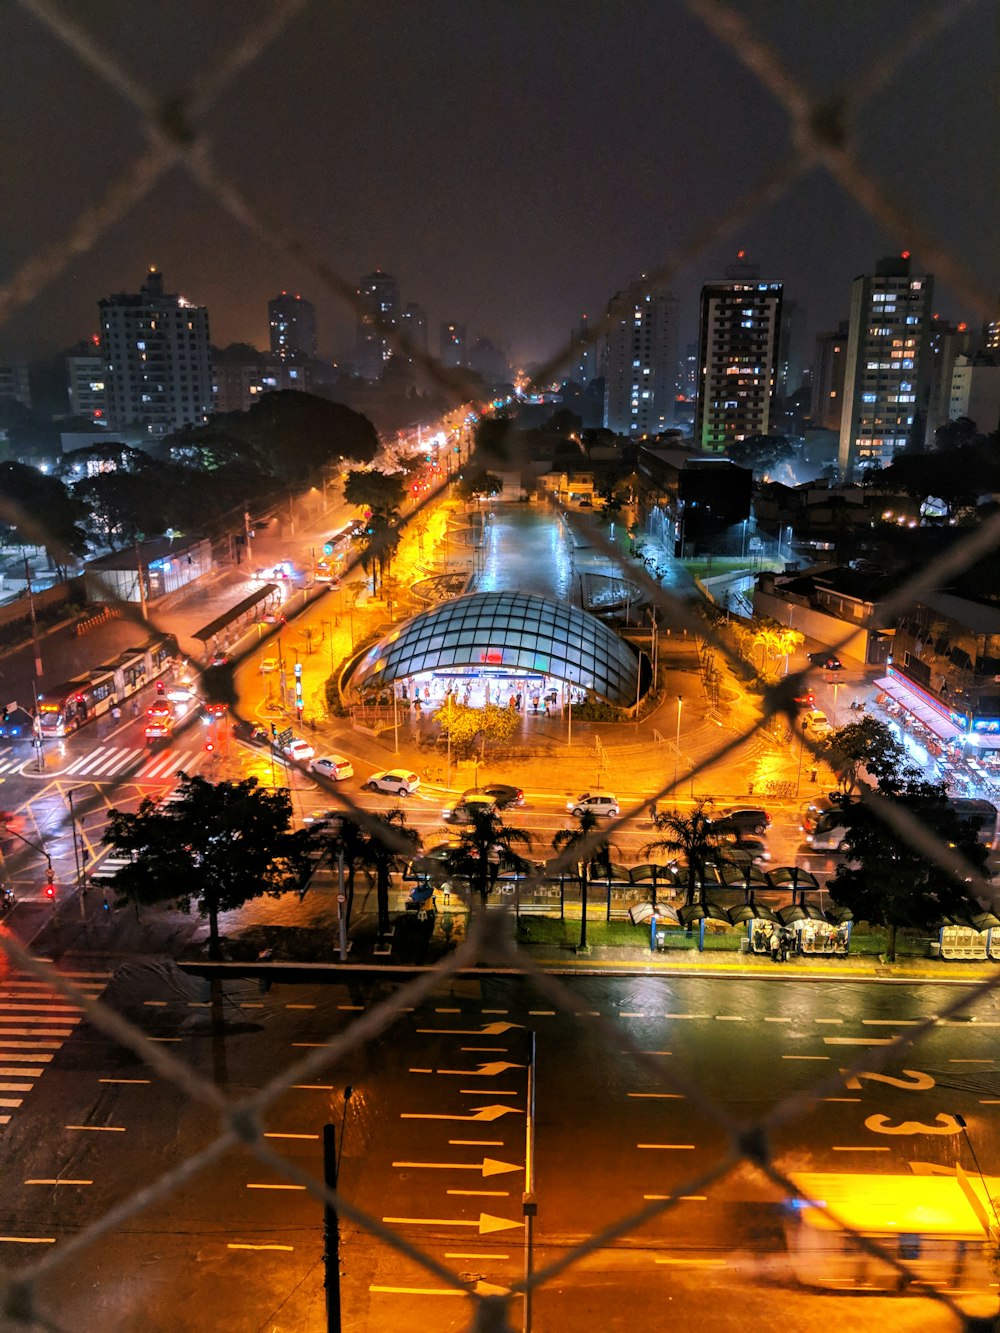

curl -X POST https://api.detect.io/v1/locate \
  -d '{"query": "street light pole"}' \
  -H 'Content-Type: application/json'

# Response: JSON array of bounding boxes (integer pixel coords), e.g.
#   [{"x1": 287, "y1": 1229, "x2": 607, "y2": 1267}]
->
[
  {"x1": 323, "y1": 1086, "x2": 354, "y2": 1333},
  {"x1": 23, "y1": 556, "x2": 43, "y2": 678}
]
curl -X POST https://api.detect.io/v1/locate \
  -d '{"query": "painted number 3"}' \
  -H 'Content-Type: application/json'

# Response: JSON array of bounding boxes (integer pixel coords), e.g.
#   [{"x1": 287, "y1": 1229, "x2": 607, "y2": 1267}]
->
[{"x1": 864, "y1": 1112, "x2": 963, "y2": 1136}]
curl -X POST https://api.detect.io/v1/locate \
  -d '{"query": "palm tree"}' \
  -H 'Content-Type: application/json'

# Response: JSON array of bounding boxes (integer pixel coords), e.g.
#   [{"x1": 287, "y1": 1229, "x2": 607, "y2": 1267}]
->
[
  {"x1": 445, "y1": 804, "x2": 533, "y2": 908},
  {"x1": 356, "y1": 808, "x2": 421, "y2": 945},
  {"x1": 552, "y1": 809, "x2": 616, "y2": 952},
  {"x1": 641, "y1": 798, "x2": 728, "y2": 907},
  {"x1": 317, "y1": 815, "x2": 370, "y2": 930}
]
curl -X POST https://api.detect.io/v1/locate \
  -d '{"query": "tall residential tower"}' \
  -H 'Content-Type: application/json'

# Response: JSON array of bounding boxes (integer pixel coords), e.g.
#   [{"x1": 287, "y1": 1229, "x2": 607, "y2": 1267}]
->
[
  {"x1": 356, "y1": 270, "x2": 400, "y2": 379},
  {"x1": 603, "y1": 276, "x2": 678, "y2": 438},
  {"x1": 268, "y1": 291, "x2": 318, "y2": 360}
]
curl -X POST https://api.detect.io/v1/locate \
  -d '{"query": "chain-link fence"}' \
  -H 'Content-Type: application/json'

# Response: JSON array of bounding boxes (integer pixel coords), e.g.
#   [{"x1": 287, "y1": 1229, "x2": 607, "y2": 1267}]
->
[{"x1": 2, "y1": 1, "x2": 999, "y2": 1328}]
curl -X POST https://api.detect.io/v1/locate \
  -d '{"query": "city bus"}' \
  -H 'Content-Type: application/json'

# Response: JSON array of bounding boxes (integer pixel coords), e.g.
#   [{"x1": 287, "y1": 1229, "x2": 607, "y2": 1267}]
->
[{"x1": 36, "y1": 635, "x2": 178, "y2": 737}]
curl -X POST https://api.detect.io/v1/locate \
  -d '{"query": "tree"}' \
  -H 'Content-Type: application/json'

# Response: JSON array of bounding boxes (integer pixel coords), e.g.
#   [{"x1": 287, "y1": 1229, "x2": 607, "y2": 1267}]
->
[
  {"x1": 820, "y1": 717, "x2": 905, "y2": 794},
  {"x1": 244, "y1": 391, "x2": 378, "y2": 479},
  {"x1": 455, "y1": 467, "x2": 502, "y2": 502},
  {"x1": 641, "y1": 799, "x2": 729, "y2": 906},
  {"x1": 356, "y1": 809, "x2": 420, "y2": 945},
  {"x1": 0, "y1": 461, "x2": 88, "y2": 574},
  {"x1": 935, "y1": 416, "x2": 981, "y2": 452},
  {"x1": 725, "y1": 434, "x2": 795, "y2": 477},
  {"x1": 343, "y1": 468, "x2": 407, "y2": 514},
  {"x1": 829, "y1": 780, "x2": 987, "y2": 961},
  {"x1": 433, "y1": 700, "x2": 519, "y2": 757},
  {"x1": 103, "y1": 775, "x2": 309, "y2": 958},
  {"x1": 444, "y1": 805, "x2": 533, "y2": 907},
  {"x1": 314, "y1": 814, "x2": 371, "y2": 930},
  {"x1": 552, "y1": 809, "x2": 616, "y2": 951}
]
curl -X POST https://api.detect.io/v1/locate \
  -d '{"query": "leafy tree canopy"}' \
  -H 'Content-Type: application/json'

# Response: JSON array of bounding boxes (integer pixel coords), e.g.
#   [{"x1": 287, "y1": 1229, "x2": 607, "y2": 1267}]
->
[
  {"x1": 725, "y1": 434, "x2": 795, "y2": 476},
  {"x1": 432, "y1": 700, "x2": 519, "y2": 755},
  {"x1": 641, "y1": 798, "x2": 729, "y2": 906},
  {"x1": 0, "y1": 460, "x2": 88, "y2": 569},
  {"x1": 244, "y1": 391, "x2": 378, "y2": 480},
  {"x1": 444, "y1": 805, "x2": 533, "y2": 905},
  {"x1": 821, "y1": 716, "x2": 905, "y2": 794},
  {"x1": 454, "y1": 467, "x2": 502, "y2": 501},
  {"x1": 343, "y1": 468, "x2": 406, "y2": 514},
  {"x1": 103, "y1": 774, "x2": 310, "y2": 957}
]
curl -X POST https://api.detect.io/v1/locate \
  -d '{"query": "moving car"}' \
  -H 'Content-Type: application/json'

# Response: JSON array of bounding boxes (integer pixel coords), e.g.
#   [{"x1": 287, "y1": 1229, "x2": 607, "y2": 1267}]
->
[
  {"x1": 712, "y1": 806, "x2": 771, "y2": 836},
  {"x1": 0, "y1": 706, "x2": 33, "y2": 739},
  {"x1": 801, "y1": 709, "x2": 833, "y2": 739},
  {"x1": 566, "y1": 792, "x2": 620, "y2": 818},
  {"x1": 460, "y1": 784, "x2": 524, "y2": 809},
  {"x1": 808, "y1": 651, "x2": 843, "y2": 671},
  {"x1": 282, "y1": 738, "x2": 316, "y2": 763},
  {"x1": 442, "y1": 794, "x2": 497, "y2": 824},
  {"x1": 366, "y1": 768, "x2": 421, "y2": 796},
  {"x1": 143, "y1": 704, "x2": 175, "y2": 742},
  {"x1": 310, "y1": 755, "x2": 354, "y2": 781},
  {"x1": 805, "y1": 809, "x2": 851, "y2": 851},
  {"x1": 260, "y1": 657, "x2": 279, "y2": 674}
]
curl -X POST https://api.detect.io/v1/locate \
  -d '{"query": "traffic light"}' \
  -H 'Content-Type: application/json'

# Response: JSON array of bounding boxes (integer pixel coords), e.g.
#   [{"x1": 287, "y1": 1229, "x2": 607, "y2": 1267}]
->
[{"x1": 44, "y1": 868, "x2": 56, "y2": 902}]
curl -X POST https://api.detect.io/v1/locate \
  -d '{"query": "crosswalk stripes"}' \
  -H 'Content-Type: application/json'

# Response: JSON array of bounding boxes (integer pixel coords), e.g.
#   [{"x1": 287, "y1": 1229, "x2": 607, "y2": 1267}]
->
[
  {"x1": 0, "y1": 965, "x2": 112, "y2": 1128},
  {"x1": 54, "y1": 746, "x2": 203, "y2": 782},
  {"x1": 0, "y1": 747, "x2": 25, "y2": 776}
]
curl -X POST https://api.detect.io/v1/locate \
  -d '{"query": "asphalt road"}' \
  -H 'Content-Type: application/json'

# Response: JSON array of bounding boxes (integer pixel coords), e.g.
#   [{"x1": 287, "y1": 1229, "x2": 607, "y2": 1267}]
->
[{"x1": 1, "y1": 971, "x2": 997, "y2": 1331}]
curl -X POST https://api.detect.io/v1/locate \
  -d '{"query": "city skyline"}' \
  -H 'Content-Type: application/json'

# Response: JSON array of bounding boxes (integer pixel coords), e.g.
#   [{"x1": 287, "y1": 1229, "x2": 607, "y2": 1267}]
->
[{"x1": 1, "y1": 2, "x2": 994, "y2": 374}]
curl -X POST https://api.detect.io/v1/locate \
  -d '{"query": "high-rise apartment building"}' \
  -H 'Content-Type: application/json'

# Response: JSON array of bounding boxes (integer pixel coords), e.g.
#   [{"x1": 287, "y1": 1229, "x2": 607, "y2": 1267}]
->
[
  {"x1": 0, "y1": 362, "x2": 31, "y2": 408},
  {"x1": 268, "y1": 291, "x2": 317, "y2": 360},
  {"x1": 65, "y1": 337, "x2": 108, "y2": 424},
  {"x1": 603, "y1": 276, "x2": 679, "y2": 438},
  {"x1": 440, "y1": 322, "x2": 467, "y2": 369},
  {"x1": 695, "y1": 274, "x2": 783, "y2": 452},
  {"x1": 838, "y1": 254, "x2": 934, "y2": 475},
  {"x1": 400, "y1": 302, "x2": 428, "y2": 358},
  {"x1": 356, "y1": 270, "x2": 400, "y2": 379},
  {"x1": 810, "y1": 321, "x2": 849, "y2": 431},
  {"x1": 98, "y1": 268, "x2": 212, "y2": 438},
  {"x1": 569, "y1": 315, "x2": 602, "y2": 387}
]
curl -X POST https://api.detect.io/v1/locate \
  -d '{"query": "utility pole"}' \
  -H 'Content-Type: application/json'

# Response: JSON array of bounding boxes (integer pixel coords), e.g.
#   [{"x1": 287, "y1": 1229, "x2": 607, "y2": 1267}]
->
[
  {"x1": 67, "y1": 789, "x2": 85, "y2": 920},
  {"x1": 244, "y1": 510, "x2": 254, "y2": 569},
  {"x1": 134, "y1": 540, "x2": 148, "y2": 622},
  {"x1": 324, "y1": 1087, "x2": 354, "y2": 1332},
  {"x1": 23, "y1": 556, "x2": 43, "y2": 678}
]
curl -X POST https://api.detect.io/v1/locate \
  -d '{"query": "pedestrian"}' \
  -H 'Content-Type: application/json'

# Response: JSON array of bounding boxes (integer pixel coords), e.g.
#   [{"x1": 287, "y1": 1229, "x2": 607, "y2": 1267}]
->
[
  {"x1": 809, "y1": 766, "x2": 818, "y2": 784},
  {"x1": 543, "y1": 698, "x2": 549, "y2": 716},
  {"x1": 131, "y1": 698, "x2": 140, "y2": 717},
  {"x1": 111, "y1": 704, "x2": 122, "y2": 723},
  {"x1": 770, "y1": 930, "x2": 781, "y2": 963},
  {"x1": 515, "y1": 692, "x2": 522, "y2": 711},
  {"x1": 649, "y1": 800, "x2": 659, "y2": 824}
]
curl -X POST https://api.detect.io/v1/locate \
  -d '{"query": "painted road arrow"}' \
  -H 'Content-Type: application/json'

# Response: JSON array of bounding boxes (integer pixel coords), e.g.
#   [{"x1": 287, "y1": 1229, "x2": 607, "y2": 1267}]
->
[
  {"x1": 435, "y1": 1062, "x2": 525, "y2": 1077},
  {"x1": 383, "y1": 1212, "x2": 524, "y2": 1235},
  {"x1": 401, "y1": 1105, "x2": 524, "y2": 1123},
  {"x1": 415, "y1": 1021, "x2": 524, "y2": 1036},
  {"x1": 391, "y1": 1157, "x2": 522, "y2": 1177}
]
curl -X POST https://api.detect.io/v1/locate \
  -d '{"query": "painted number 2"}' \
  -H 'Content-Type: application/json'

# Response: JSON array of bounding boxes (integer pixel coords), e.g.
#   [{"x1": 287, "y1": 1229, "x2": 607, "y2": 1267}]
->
[{"x1": 840, "y1": 1068, "x2": 936, "y2": 1093}]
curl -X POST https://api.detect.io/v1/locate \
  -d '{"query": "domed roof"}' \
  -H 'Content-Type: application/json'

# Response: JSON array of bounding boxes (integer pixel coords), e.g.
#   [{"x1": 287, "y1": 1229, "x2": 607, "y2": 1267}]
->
[{"x1": 350, "y1": 590, "x2": 639, "y2": 705}]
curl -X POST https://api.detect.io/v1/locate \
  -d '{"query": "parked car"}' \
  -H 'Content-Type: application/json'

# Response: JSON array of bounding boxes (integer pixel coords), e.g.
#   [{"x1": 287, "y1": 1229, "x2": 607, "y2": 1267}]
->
[
  {"x1": 283, "y1": 738, "x2": 316, "y2": 763},
  {"x1": 366, "y1": 768, "x2": 421, "y2": 796},
  {"x1": 460, "y1": 784, "x2": 524, "y2": 809},
  {"x1": 443, "y1": 794, "x2": 497, "y2": 824},
  {"x1": 566, "y1": 792, "x2": 620, "y2": 818},
  {"x1": 310, "y1": 755, "x2": 354, "y2": 781},
  {"x1": 0, "y1": 706, "x2": 33, "y2": 739},
  {"x1": 801, "y1": 709, "x2": 833, "y2": 739},
  {"x1": 808, "y1": 651, "x2": 843, "y2": 671},
  {"x1": 260, "y1": 657, "x2": 279, "y2": 674},
  {"x1": 712, "y1": 806, "x2": 771, "y2": 836}
]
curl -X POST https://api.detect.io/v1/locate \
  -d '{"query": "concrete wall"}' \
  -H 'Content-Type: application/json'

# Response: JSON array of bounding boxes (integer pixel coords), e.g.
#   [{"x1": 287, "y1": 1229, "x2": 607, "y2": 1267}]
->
[{"x1": 753, "y1": 588, "x2": 871, "y2": 664}]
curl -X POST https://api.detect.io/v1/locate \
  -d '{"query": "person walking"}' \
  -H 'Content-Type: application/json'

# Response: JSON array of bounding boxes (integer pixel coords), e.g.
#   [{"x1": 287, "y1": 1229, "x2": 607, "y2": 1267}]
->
[{"x1": 770, "y1": 930, "x2": 781, "y2": 963}]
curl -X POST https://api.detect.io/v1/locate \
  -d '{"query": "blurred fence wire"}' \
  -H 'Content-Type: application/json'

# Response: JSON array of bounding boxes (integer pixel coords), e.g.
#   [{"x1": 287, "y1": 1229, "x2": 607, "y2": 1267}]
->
[{"x1": 1, "y1": 0, "x2": 998, "y2": 1328}]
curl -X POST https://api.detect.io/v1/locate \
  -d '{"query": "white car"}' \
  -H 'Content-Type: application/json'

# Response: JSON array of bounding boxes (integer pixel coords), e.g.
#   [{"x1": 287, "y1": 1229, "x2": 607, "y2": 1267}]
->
[
  {"x1": 260, "y1": 657, "x2": 279, "y2": 674},
  {"x1": 283, "y1": 738, "x2": 315, "y2": 763},
  {"x1": 802, "y1": 709, "x2": 832, "y2": 739},
  {"x1": 165, "y1": 684, "x2": 198, "y2": 704},
  {"x1": 566, "y1": 792, "x2": 620, "y2": 818},
  {"x1": 310, "y1": 755, "x2": 354, "y2": 781},
  {"x1": 366, "y1": 768, "x2": 421, "y2": 796}
]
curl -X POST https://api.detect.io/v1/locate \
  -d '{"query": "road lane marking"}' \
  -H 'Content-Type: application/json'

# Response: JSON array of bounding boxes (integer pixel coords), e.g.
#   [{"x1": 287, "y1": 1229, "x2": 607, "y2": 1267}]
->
[
  {"x1": 782, "y1": 1055, "x2": 829, "y2": 1061},
  {"x1": 293, "y1": 1043, "x2": 326, "y2": 1048},
  {"x1": 832, "y1": 1146, "x2": 890, "y2": 1152},
  {"x1": 65, "y1": 1125, "x2": 125, "y2": 1132},
  {"x1": 291, "y1": 1084, "x2": 334, "y2": 1090},
  {"x1": 25, "y1": 1179, "x2": 91, "y2": 1186},
  {"x1": 764, "y1": 1017, "x2": 791, "y2": 1023},
  {"x1": 814, "y1": 1018, "x2": 843, "y2": 1024},
  {"x1": 409, "y1": 1068, "x2": 433, "y2": 1074},
  {"x1": 143, "y1": 1001, "x2": 168, "y2": 1007},
  {"x1": 446, "y1": 1252, "x2": 509, "y2": 1260},
  {"x1": 99, "y1": 1078, "x2": 150, "y2": 1084},
  {"x1": 246, "y1": 1184, "x2": 307, "y2": 1191},
  {"x1": 402, "y1": 1105, "x2": 523, "y2": 1123},
  {"x1": 941, "y1": 1020, "x2": 1000, "y2": 1026},
  {"x1": 240, "y1": 1004, "x2": 264, "y2": 1009},
  {"x1": 0, "y1": 1053, "x2": 53, "y2": 1063},
  {"x1": 448, "y1": 1189, "x2": 510, "y2": 1197},
  {"x1": 263, "y1": 1132, "x2": 319, "y2": 1140},
  {"x1": 636, "y1": 1050, "x2": 672, "y2": 1056},
  {"x1": 862, "y1": 1019, "x2": 922, "y2": 1026},
  {"x1": 148, "y1": 1037, "x2": 180, "y2": 1043},
  {"x1": 0, "y1": 1006, "x2": 80, "y2": 1015},
  {"x1": 460, "y1": 1089, "x2": 520, "y2": 1096},
  {"x1": 950, "y1": 1058, "x2": 993, "y2": 1063},
  {"x1": 392, "y1": 1159, "x2": 520, "y2": 1178},
  {"x1": 0, "y1": 1117, "x2": 9, "y2": 1124},
  {"x1": 528, "y1": 1011, "x2": 554, "y2": 1016},
  {"x1": 286, "y1": 1004, "x2": 315, "y2": 1010},
  {"x1": 438, "y1": 1062, "x2": 524, "y2": 1077},
  {"x1": 481, "y1": 1010, "x2": 508, "y2": 1015},
  {"x1": 628, "y1": 1093, "x2": 684, "y2": 1100},
  {"x1": 663, "y1": 1014, "x2": 708, "y2": 1019},
  {"x1": 980, "y1": 1100, "x2": 1000, "y2": 1104},
  {"x1": 0, "y1": 1068, "x2": 44, "y2": 1078},
  {"x1": 823, "y1": 1098, "x2": 862, "y2": 1103},
  {"x1": 450, "y1": 1140, "x2": 504, "y2": 1147},
  {"x1": 382, "y1": 1212, "x2": 522, "y2": 1235},
  {"x1": 337, "y1": 1005, "x2": 364, "y2": 1011},
  {"x1": 435, "y1": 1008, "x2": 461, "y2": 1014},
  {"x1": 0, "y1": 1236, "x2": 56, "y2": 1244},
  {"x1": 715, "y1": 1015, "x2": 745, "y2": 1022},
  {"x1": 0, "y1": 1031, "x2": 73, "y2": 1039},
  {"x1": 370, "y1": 1286, "x2": 466, "y2": 1297},
  {"x1": 824, "y1": 1038, "x2": 897, "y2": 1046},
  {"x1": 638, "y1": 1144, "x2": 696, "y2": 1150},
  {"x1": 416, "y1": 1022, "x2": 523, "y2": 1036},
  {"x1": 461, "y1": 1047, "x2": 507, "y2": 1053},
  {"x1": 228, "y1": 1243, "x2": 294, "y2": 1251},
  {"x1": 620, "y1": 1012, "x2": 646, "y2": 1018},
  {"x1": 0, "y1": 1099, "x2": 23, "y2": 1108},
  {"x1": 0, "y1": 1083, "x2": 32, "y2": 1092},
  {"x1": 187, "y1": 1002, "x2": 211, "y2": 1008}
]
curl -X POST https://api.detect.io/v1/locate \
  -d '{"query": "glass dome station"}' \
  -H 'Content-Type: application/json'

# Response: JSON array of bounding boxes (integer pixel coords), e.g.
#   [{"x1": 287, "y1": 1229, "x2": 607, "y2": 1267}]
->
[{"x1": 347, "y1": 590, "x2": 642, "y2": 710}]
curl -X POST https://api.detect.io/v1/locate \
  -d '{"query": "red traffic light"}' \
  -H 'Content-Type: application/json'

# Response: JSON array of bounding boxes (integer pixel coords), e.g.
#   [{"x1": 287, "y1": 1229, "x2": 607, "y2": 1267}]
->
[
  {"x1": 205, "y1": 740, "x2": 215, "y2": 752},
  {"x1": 44, "y1": 881, "x2": 56, "y2": 900}
]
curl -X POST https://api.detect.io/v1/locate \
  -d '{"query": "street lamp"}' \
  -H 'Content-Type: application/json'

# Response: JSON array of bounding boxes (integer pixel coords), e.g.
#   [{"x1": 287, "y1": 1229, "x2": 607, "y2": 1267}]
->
[{"x1": 674, "y1": 695, "x2": 683, "y2": 792}]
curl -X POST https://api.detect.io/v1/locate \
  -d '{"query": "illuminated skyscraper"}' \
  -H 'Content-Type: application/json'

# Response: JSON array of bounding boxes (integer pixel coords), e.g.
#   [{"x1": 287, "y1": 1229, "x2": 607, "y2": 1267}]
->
[
  {"x1": 357, "y1": 270, "x2": 400, "y2": 378},
  {"x1": 603, "y1": 276, "x2": 678, "y2": 438},
  {"x1": 838, "y1": 254, "x2": 934, "y2": 475},
  {"x1": 695, "y1": 264, "x2": 783, "y2": 453},
  {"x1": 268, "y1": 291, "x2": 317, "y2": 360},
  {"x1": 99, "y1": 267, "x2": 212, "y2": 437}
]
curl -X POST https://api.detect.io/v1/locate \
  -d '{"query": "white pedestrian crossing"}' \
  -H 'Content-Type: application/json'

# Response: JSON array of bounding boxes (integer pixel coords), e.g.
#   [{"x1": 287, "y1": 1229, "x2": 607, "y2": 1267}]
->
[
  {"x1": 55, "y1": 746, "x2": 202, "y2": 783},
  {"x1": 0, "y1": 967, "x2": 111, "y2": 1129},
  {"x1": 0, "y1": 747, "x2": 25, "y2": 775}
]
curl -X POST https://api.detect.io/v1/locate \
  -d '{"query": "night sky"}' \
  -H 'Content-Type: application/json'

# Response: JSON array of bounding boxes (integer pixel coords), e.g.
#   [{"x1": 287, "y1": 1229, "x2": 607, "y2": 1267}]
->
[{"x1": 2, "y1": 0, "x2": 996, "y2": 376}]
